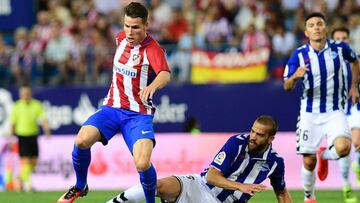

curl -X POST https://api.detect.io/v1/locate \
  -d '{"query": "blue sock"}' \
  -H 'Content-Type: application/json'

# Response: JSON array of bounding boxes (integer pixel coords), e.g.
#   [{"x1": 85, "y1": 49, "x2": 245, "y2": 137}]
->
[
  {"x1": 138, "y1": 164, "x2": 157, "y2": 203},
  {"x1": 72, "y1": 145, "x2": 91, "y2": 190}
]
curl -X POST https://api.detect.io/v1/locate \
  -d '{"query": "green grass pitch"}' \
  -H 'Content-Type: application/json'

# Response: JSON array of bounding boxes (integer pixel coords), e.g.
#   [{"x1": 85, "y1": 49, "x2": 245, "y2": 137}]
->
[{"x1": 0, "y1": 189, "x2": 350, "y2": 203}]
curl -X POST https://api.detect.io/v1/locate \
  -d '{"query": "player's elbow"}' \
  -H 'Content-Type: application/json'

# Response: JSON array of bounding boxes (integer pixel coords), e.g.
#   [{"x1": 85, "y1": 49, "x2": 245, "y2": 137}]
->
[
  {"x1": 163, "y1": 71, "x2": 171, "y2": 85},
  {"x1": 283, "y1": 82, "x2": 293, "y2": 92},
  {"x1": 205, "y1": 168, "x2": 220, "y2": 185}
]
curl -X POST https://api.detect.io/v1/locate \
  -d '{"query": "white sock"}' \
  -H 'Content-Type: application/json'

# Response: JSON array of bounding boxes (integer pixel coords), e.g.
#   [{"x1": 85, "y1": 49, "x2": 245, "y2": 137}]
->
[
  {"x1": 106, "y1": 184, "x2": 145, "y2": 203},
  {"x1": 321, "y1": 146, "x2": 340, "y2": 160},
  {"x1": 301, "y1": 165, "x2": 316, "y2": 200},
  {"x1": 355, "y1": 150, "x2": 360, "y2": 168},
  {"x1": 338, "y1": 156, "x2": 351, "y2": 186}
]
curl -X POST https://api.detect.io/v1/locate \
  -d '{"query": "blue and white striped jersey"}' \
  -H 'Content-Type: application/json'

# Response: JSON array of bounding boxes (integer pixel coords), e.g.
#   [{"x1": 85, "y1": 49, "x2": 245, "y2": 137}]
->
[
  {"x1": 200, "y1": 134, "x2": 285, "y2": 203},
  {"x1": 283, "y1": 39, "x2": 358, "y2": 113}
]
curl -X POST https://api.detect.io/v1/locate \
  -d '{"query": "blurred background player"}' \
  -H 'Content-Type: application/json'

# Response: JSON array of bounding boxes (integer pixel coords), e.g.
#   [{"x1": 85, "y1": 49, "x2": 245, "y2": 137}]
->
[
  {"x1": 57, "y1": 2, "x2": 171, "y2": 203},
  {"x1": 107, "y1": 115, "x2": 292, "y2": 203},
  {"x1": 332, "y1": 26, "x2": 359, "y2": 203},
  {"x1": 0, "y1": 139, "x2": 21, "y2": 191},
  {"x1": 10, "y1": 84, "x2": 51, "y2": 192},
  {"x1": 283, "y1": 12, "x2": 360, "y2": 203}
]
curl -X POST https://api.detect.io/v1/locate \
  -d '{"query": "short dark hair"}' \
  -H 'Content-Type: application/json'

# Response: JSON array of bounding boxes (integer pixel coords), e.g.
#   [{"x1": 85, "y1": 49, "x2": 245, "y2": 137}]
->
[
  {"x1": 331, "y1": 27, "x2": 350, "y2": 38},
  {"x1": 124, "y1": 2, "x2": 148, "y2": 23},
  {"x1": 305, "y1": 12, "x2": 327, "y2": 25},
  {"x1": 255, "y1": 115, "x2": 278, "y2": 136}
]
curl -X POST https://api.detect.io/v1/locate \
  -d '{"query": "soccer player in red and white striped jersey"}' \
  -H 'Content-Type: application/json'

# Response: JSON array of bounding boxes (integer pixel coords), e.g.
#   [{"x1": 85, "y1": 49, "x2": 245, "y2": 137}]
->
[{"x1": 57, "y1": 2, "x2": 170, "y2": 203}]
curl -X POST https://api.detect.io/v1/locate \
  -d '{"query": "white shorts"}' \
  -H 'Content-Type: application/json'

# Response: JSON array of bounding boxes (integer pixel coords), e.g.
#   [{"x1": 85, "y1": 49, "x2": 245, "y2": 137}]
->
[
  {"x1": 347, "y1": 105, "x2": 360, "y2": 129},
  {"x1": 174, "y1": 174, "x2": 220, "y2": 203},
  {"x1": 296, "y1": 110, "x2": 351, "y2": 154}
]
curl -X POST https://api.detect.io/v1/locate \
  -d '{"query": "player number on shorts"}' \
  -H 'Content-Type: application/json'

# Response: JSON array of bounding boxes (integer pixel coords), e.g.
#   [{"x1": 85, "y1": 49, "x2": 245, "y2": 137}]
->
[{"x1": 298, "y1": 129, "x2": 309, "y2": 141}]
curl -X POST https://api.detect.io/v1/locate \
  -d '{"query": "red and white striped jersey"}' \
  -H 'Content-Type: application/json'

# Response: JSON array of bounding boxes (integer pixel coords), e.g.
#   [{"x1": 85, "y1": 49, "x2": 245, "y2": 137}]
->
[{"x1": 103, "y1": 31, "x2": 170, "y2": 115}]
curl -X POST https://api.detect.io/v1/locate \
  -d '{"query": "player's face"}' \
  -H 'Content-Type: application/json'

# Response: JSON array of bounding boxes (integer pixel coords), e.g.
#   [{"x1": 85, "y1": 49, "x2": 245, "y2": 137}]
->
[
  {"x1": 124, "y1": 15, "x2": 148, "y2": 46},
  {"x1": 333, "y1": 31, "x2": 350, "y2": 43},
  {"x1": 305, "y1": 17, "x2": 328, "y2": 42},
  {"x1": 248, "y1": 122, "x2": 274, "y2": 153},
  {"x1": 20, "y1": 87, "x2": 32, "y2": 102}
]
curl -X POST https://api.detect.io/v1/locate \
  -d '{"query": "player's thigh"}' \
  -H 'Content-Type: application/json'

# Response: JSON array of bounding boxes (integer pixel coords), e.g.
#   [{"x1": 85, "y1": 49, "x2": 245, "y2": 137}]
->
[
  {"x1": 132, "y1": 139, "x2": 153, "y2": 168},
  {"x1": 296, "y1": 112, "x2": 323, "y2": 154},
  {"x1": 324, "y1": 110, "x2": 351, "y2": 146},
  {"x1": 174, "y1": 174, "x2": 219, "y2": 203},
  {"x1": 157, "y1": 176, "x2": 181, "y2": 201},
  {"x1": 81, "y1": 106, "x2": 120, "y2": 146},
  {"x1": 121, "y1": 109, "x2": 155, "y2": 153}
]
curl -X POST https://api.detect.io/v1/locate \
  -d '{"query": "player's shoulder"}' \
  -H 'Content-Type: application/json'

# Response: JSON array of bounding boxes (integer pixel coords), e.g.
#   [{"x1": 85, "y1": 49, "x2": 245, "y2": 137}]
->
[
  {"x1": 288, "y1": 44, "x2": 306, "y2": 58},
  {"x1": 269, "y1": 148, "x2": 285, "y2": 163},
  {"x1": 295, "y1": 44, "x2": 307, "y2": 52},
  {"x1": 115, "y1": 31, "x2": 126, "y2": 45},
  {"x1": 29, "y1": 99, "x2": 43, "y2": 107},
  {"x1": 329, "y1": 39, "x2": 348, "y2": 48},
  {"x1": 230, "y1": 133, "x2": 249, "y2": 144},
  {"x1": 143, "y1": 36, "x2": 163, "y2": 50}
]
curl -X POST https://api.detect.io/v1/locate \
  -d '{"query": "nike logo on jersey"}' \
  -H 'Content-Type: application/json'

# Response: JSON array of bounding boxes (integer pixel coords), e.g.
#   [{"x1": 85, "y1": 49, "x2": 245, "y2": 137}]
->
[{"x1": 141, "y1": 130, "x2": 152, "y2": 134}]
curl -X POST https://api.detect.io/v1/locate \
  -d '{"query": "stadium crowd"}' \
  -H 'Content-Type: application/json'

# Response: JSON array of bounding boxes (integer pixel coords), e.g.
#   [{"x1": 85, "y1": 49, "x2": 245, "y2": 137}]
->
[{"x1": 0, "y1": 0, "x2": 359, "y2": 87}]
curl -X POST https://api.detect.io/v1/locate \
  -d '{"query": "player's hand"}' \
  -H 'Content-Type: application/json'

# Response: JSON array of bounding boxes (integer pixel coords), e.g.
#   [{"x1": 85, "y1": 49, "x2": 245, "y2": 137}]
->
[
  {"x1": 237, "y1": 183, "x2": 266, "y2": 196},
  {"x1": 139, "y1": 85, "x2": 156, "y2": 102},
  {"x1": 294, "y1": 65, "x2": 309, "y2": 79}
]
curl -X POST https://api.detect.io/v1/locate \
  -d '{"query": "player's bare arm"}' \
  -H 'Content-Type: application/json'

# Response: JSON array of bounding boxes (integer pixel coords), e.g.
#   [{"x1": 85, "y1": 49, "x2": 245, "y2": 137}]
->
[
  {"x1": 349, "y1": 59, "x2": 360, "y2": 104},
  {"x1": 206, "y1": 167, "x2": 266, "y2": 196},
  {"x1": 139, "y1": 70, "x2": 170, "y2": 101},
  {"x1": 274, "y1": 188, "x2": 293, "y2": 203},
  {"x1": 283, "y1": 65, "x2": 309, "y2": 92}
]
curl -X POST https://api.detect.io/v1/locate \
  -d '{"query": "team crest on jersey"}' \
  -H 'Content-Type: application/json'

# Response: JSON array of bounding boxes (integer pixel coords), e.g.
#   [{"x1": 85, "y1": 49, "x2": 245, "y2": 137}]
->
[
  {"x1": 330, "y1": 51, "x2": 338, "y2": 59},
  {"x1": 133, "y1": 54, "x2": 142, "y2": 65},
  {"x1": 214, "y1": 151, "x2": 226, "y2": 165},
  {"x1": 259, "y1": 163, "x2": 270, "y2": 172}
]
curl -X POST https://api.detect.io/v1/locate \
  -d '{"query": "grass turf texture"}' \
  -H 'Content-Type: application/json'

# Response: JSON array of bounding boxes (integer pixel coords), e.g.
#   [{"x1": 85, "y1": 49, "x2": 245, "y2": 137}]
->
[{"x1": 0, "y1": 189, "x2": 351, "y2": 203}]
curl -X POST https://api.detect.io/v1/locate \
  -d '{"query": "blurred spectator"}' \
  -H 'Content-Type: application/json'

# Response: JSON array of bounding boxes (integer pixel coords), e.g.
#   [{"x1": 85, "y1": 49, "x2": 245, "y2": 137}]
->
[
  {"x1": 67, "y1": 32, "x2": 87, "y2": 84},
  {"x1": 270, "y1": 24, "x2": 295, "y2": 79},
  {"x1": 43, "y1": 20, "x2": 72, "y2": 85},
  {"x1": 87, "y1": 29, "x2": 113, "y2": 85},
  {"x1": 26, "y1": 27, "x2": 46, "y2": 85},
  {"x1": 241, "y1": 23, "x2": 270, "y2": 52},
  {"x1": 348, "y1": 13, "x2": 360, "y2": 53},
  {"x1": 203, "y1": 4, "x2": 233, "y2": 51},
  {"x1": 0, "y1": 34, "x2": 12, "y2": 87},
  {"x1": 93, "y1": 0, "x2": 122, "y2": 14},
  {"x1": 150, "y1": 0, "x2": 172, "y2": 26},
  {"x1": 10, "y1": 27, "x2": 32, "y2": 86},
  {"x1": 165, "y1": 8, "x2": 188, "y2": 43},
  {"x1": 234, "y1": 2, "x2": 266, "y2": 35},
  {"x1": 35, "y1": 11, "x2": 52, "y2": 45},
  {"x1": 47, "y1": 0, "x2": 73, "y2": 26},
  {"x1": 167, "y1": 24, "x2": 194, "y2": 83}
]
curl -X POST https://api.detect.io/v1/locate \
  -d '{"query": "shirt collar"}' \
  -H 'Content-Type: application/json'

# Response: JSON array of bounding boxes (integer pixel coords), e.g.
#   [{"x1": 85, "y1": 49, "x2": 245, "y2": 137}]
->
[
  {"x1": 306, "y1": 39, "x2": 330, "y2": 54},
  {"x1": 245, "y1": 143, "x2": 272, "y2": 161}
]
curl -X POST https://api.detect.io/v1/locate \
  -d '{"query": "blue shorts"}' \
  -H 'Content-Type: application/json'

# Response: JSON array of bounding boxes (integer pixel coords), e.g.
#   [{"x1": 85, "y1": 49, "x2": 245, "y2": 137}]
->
[{"x1": 83, "y1": 105, "x2": 155, "y2": 153}]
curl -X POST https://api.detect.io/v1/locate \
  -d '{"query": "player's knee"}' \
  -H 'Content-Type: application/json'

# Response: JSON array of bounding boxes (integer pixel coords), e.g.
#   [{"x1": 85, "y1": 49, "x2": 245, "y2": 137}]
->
[
  {"x1": 353, "y1": 139, "x2": 360, "y2": 151},
  {"x1": 303, "y1": 157, "x2": 316, "y2": 170},
  {"x1": 336, "y1": 144, "x2": 351, "y2": 157},
  {"x1": 156, "y1": 180, "x2": 166, "y2": 196},
  {"x1": 134, "y1": 159, "x2": 150, "y2": 171},
  {"x1": 74, "y1": 135, "x2": 91, "y2": 148}
]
